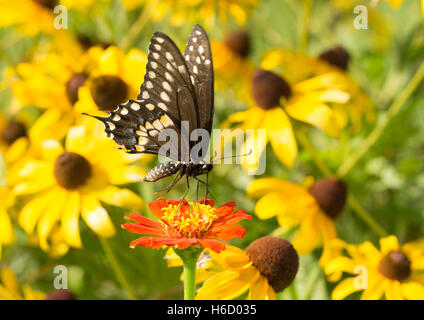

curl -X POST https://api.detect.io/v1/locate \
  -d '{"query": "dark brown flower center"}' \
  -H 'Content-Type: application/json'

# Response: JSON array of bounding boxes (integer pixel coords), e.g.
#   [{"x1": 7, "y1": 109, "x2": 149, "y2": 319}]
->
[
  {"x1": 246, "y1": 236, "x2": 299, "y2": 293},
  {"x1": 90, "y1": 75, "x2": 128, "y2": 111},
  {"x1": 308, "y1": 178, "x2": 347, "y2": 219},
  {"x1": 45, "y1": 289, "x2": 77, "y2": 300},
  {"x1": 252, "y1": 68, "x2": 292, "y2": 110},
  {"x1": 378, "y1": 251, "x2": 411, "y2": 281},
  {"x1": 223, "y1": 30, "x2": 250, "y2": 58},
  {"x1": 32, "y1": 0, "x2": 57, "y2": 9},
  {"x1": 319, "y1": 46, "x2": 350, "y2": 71},
  {"x1": 1, "y1": 121, "x2": 27, "y2": 145},
  {"x1": 54, "y1": 152, "x2": 91, "y2": 189},
  {"x1": 66, "y1": 73, "x2": 87, "y2": 105}
]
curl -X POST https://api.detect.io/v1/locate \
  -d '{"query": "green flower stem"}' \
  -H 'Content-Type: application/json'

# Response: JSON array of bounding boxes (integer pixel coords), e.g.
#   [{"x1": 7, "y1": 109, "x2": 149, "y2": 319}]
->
[
  {"x1": 295, "y1": 129, "x2": 334, "y2": 178},
  {"x1": 298, "y1": 0, "x2": 314, "y2": 53},
  {"x1": 337, "y1": 61, "x2": 424, "y2": 178},
  {"x1": 99, "y1": 236, "x2": 138, "y2": 300},
  {"x1": 295, "y1": 128, "x2": 388, "y2": 237},
  {"x1": 175, "y1": 247, "x2": 203, "y2": 300},
  {"x1": 347, "y1": 195, "x2": 387, "y2": 237},
  {"x1": 119, "y1": 0, "x2": 159, "y2": 50}
]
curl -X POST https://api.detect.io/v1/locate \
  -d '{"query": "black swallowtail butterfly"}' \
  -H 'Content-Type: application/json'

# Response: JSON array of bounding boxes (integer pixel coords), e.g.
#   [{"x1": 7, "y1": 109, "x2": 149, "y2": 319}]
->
[{"x1": 86, "y1": 24, "x2": 214, "y2": 199}]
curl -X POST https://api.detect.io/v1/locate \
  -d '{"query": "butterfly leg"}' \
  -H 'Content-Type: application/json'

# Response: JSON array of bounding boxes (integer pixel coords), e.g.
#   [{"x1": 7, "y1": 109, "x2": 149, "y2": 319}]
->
[
  {"x1": 196, "y1": 180, "x2": 200, "y2": 202},
  {"x1": 177, "y1": 176, "x2": 190, "y2": 213},
  {"x1": 193, "y1": 175, "x2": 214, "y2": 203},
  {"x1": 154, "y1": 171, "x2": 182, "y2": 195}
]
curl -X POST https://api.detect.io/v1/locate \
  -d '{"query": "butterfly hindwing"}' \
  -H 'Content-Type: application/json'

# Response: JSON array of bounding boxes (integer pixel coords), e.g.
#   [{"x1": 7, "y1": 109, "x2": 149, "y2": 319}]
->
[{"x1": 183, "y1": 24, "x2": 214, "y2": 134}]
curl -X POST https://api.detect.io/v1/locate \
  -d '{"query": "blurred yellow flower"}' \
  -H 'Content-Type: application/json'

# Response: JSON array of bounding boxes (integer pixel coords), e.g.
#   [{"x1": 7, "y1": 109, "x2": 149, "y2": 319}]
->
[
  {"x1": 74, "y1": 46, "x2": 148, "y2": 117},
  {"x1": 247, "y1": 177, "x2": 348, "y2": 265},
  {"x1": 13, "y1": 121, "x2": 146, "y2": 253},
  {"x1": 223, "y1": 68, "x2": 350, "y2": 168},
  {"x1": 148, "y1": 0, "x2": 259, "y2": 28},
  {"x1": 261, "y1": 48, "x2": 373, "y2": 132},
  {"x1": 10, "y1": 44, "x2": 148, "y2": 140},
  {"x1": 0, "y1": 267, "x2": 45, "y2": 300},
  {"x1": 212, "y1": 30, "x2": 256, "y2": 102},
  {"x1": 167, "y1": 236, "x2": 299, "y2": 300},
  {"x1": 0, "y1": 0, "x2": 55, "y2": 36},
  {"x1": 326, "y1": 236, "x2": 424, "y2": 300},
  {"x1": 0, "y1": 188, "x2": 15, "y2": 260}
]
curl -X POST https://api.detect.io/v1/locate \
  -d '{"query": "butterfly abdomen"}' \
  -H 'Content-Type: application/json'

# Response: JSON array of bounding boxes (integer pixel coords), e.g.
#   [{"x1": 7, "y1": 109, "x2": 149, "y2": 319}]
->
[{"x1": 144, "y1": 161, "x2": 183, "y2": 182}]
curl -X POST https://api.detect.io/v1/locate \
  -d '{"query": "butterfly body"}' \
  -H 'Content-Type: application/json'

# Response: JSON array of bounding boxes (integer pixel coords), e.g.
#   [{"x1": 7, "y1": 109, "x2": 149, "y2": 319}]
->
[
  {"x1": 87, "y1": 24, "x2": 214, "y2": 197},
  {"x1": 143, "y1": 161, "x2": 213, "y2": 182}
]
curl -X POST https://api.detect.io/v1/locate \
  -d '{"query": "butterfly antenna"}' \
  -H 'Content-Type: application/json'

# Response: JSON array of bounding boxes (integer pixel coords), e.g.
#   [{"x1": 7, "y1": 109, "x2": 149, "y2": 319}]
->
[{"x1": 211, "y1": 149, "x2": 253, "y2": 164}]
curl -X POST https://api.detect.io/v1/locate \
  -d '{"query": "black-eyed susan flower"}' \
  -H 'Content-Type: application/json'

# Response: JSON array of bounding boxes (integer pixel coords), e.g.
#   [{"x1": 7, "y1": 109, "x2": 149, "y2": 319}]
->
[
  {"x1": 325, "y1": 236, "x2": 424, "y2": 300},
  {"x1": 224, "y1": 68, "x2": 350, "y2": 168},
  {"x1": 122, "y1": 198, "x2": 251, "y2": 253},
  {"x1": 45, "y1": 289, "x2": 77, "y2": 300},
  {"x1": 74, "y1": 45, "x2": 147, "y2": 116},
  {"x1": 247, "y1": 177, "x2": 348, "y2": 265},
  {"x1": 261, "y1": 48, "x2": 373, "y2": 132},
  {"x1": 10, "y1": 44, "x2": 148, "y2": 139},
  {"x1": 0, "y1": 267, "x2": 44, "y2": 300},
  {"x1": 167, "y1": 236, "x2": 299, "y2": 300},
  {"x1": 0, "y1": 188, "x2": 15, "y2": 260},
  {"x1": 13, "y1": 121, "x2": 146, "y2": 253}
]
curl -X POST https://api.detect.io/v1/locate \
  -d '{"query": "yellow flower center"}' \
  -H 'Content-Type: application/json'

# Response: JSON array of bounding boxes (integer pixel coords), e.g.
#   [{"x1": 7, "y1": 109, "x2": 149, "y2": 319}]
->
[{"x1": 160, "y1": 202, "x2": 218, "y2": 238}]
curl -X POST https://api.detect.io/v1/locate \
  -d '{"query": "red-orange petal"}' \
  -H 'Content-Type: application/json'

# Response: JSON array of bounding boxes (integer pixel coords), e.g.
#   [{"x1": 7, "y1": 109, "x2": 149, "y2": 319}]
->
[
  {"x1": 148, "y1": 198, "x2": 168, "y2": 219},
  {"x1": 125, "y1": 213, "x2": 162, "y2": 229},
  {"x1": 121, "y1": 222, "x2": 165, "y2": 235},
  {"x1": 210, "y1": 224, "x2": 247, "y2": 240},
  {"x1": 198, "y1": 238, "x2": 226, "y2": 253}
]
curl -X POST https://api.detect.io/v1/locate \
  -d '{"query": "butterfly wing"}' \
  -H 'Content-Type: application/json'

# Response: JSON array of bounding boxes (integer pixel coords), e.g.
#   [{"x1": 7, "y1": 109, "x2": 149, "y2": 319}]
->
[
  {"x1": 183, "y1": 24, "x2": 214, "y2": 135},
  {"x1": 89, "y1": 31, "x2": 200, "y2": 160}
]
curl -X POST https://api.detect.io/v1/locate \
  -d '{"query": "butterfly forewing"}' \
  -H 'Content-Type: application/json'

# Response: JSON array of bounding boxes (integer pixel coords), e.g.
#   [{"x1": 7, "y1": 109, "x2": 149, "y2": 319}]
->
[
  {"x1": 183, "y1": 25, "x2": 214, "y2": 134},
  {"x1": 139, "y1": 32, "x2": 199, "y2": 131}
]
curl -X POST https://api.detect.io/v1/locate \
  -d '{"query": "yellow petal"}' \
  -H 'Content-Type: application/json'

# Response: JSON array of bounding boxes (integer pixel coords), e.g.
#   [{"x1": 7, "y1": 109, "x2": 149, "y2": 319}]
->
[
  {"x1": 81, "y1": 194, "x2": 115, "y2": 238},
  {"x1": 196, "y1": 267, "x2": 258, "y2": 300},
  {"x1": 247, "y1": 177, "x2": 305, "y2": 198},
  {"x1": 61, "y1": 191, "x2": 82, "y2": 248},
  {"x1": 19, "y1": 189, "x2": 56, "y2": 234},
  {"x1": 1, "y1": 268, "x2": 19, "y2": 296},
  {"x1": 402, "y1": 281, "x2": 424, "y2": 300},
  {"x1": 266, "y1": 108, "x2": 297, "y2": 167},
  {"x1": 97, "y1": 186, "x2": 144, "y2": 210},
  {"x1": 331, "y1": 277, "x2": 361, "y2": 300},
  {"x1": 0, "y1": 208, "x2": 15, "y2": 245},
  {"x1": 254, "y1": 191, "x2": 285, "y2": 220},
  {"x1": 361, "y1": 277, "x2": 386, "y2": 300},
  {"x1": 108, "y1": 166, "x2": 146, "y2": 185},
  {"x1": 38, "y1": 188, "x2": 68, "y2": 251},
  {"x1": 380, "y1": 235, "x2": 400, "y2": 255},
  {"x1": 385, "y1": 281, "x2": 404, "y2": 300},
  {"x1": 247, "y1": 275, "x2": 275, "y2": 300},
  {"x1": 292, "y1": 212, "x2": 321, "y2": 255},
  {"x1": 286, "y1": 100, "x2": 341, "y2": 137}
]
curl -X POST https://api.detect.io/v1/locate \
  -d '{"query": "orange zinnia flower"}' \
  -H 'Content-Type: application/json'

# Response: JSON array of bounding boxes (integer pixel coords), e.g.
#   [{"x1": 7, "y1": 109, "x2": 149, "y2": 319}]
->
[{"x1": 122, "y1": 198, "x2": 251, "y2": 253}]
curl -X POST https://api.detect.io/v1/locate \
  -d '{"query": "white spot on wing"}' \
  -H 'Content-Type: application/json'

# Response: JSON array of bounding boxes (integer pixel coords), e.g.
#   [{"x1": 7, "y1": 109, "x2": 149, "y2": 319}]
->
[
  {"x1": 161, "y1": 91, "x2": 170, "y2": 102},
  {"x1": 131, "y1": 103, "x2": 140, "y2": 111}
]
